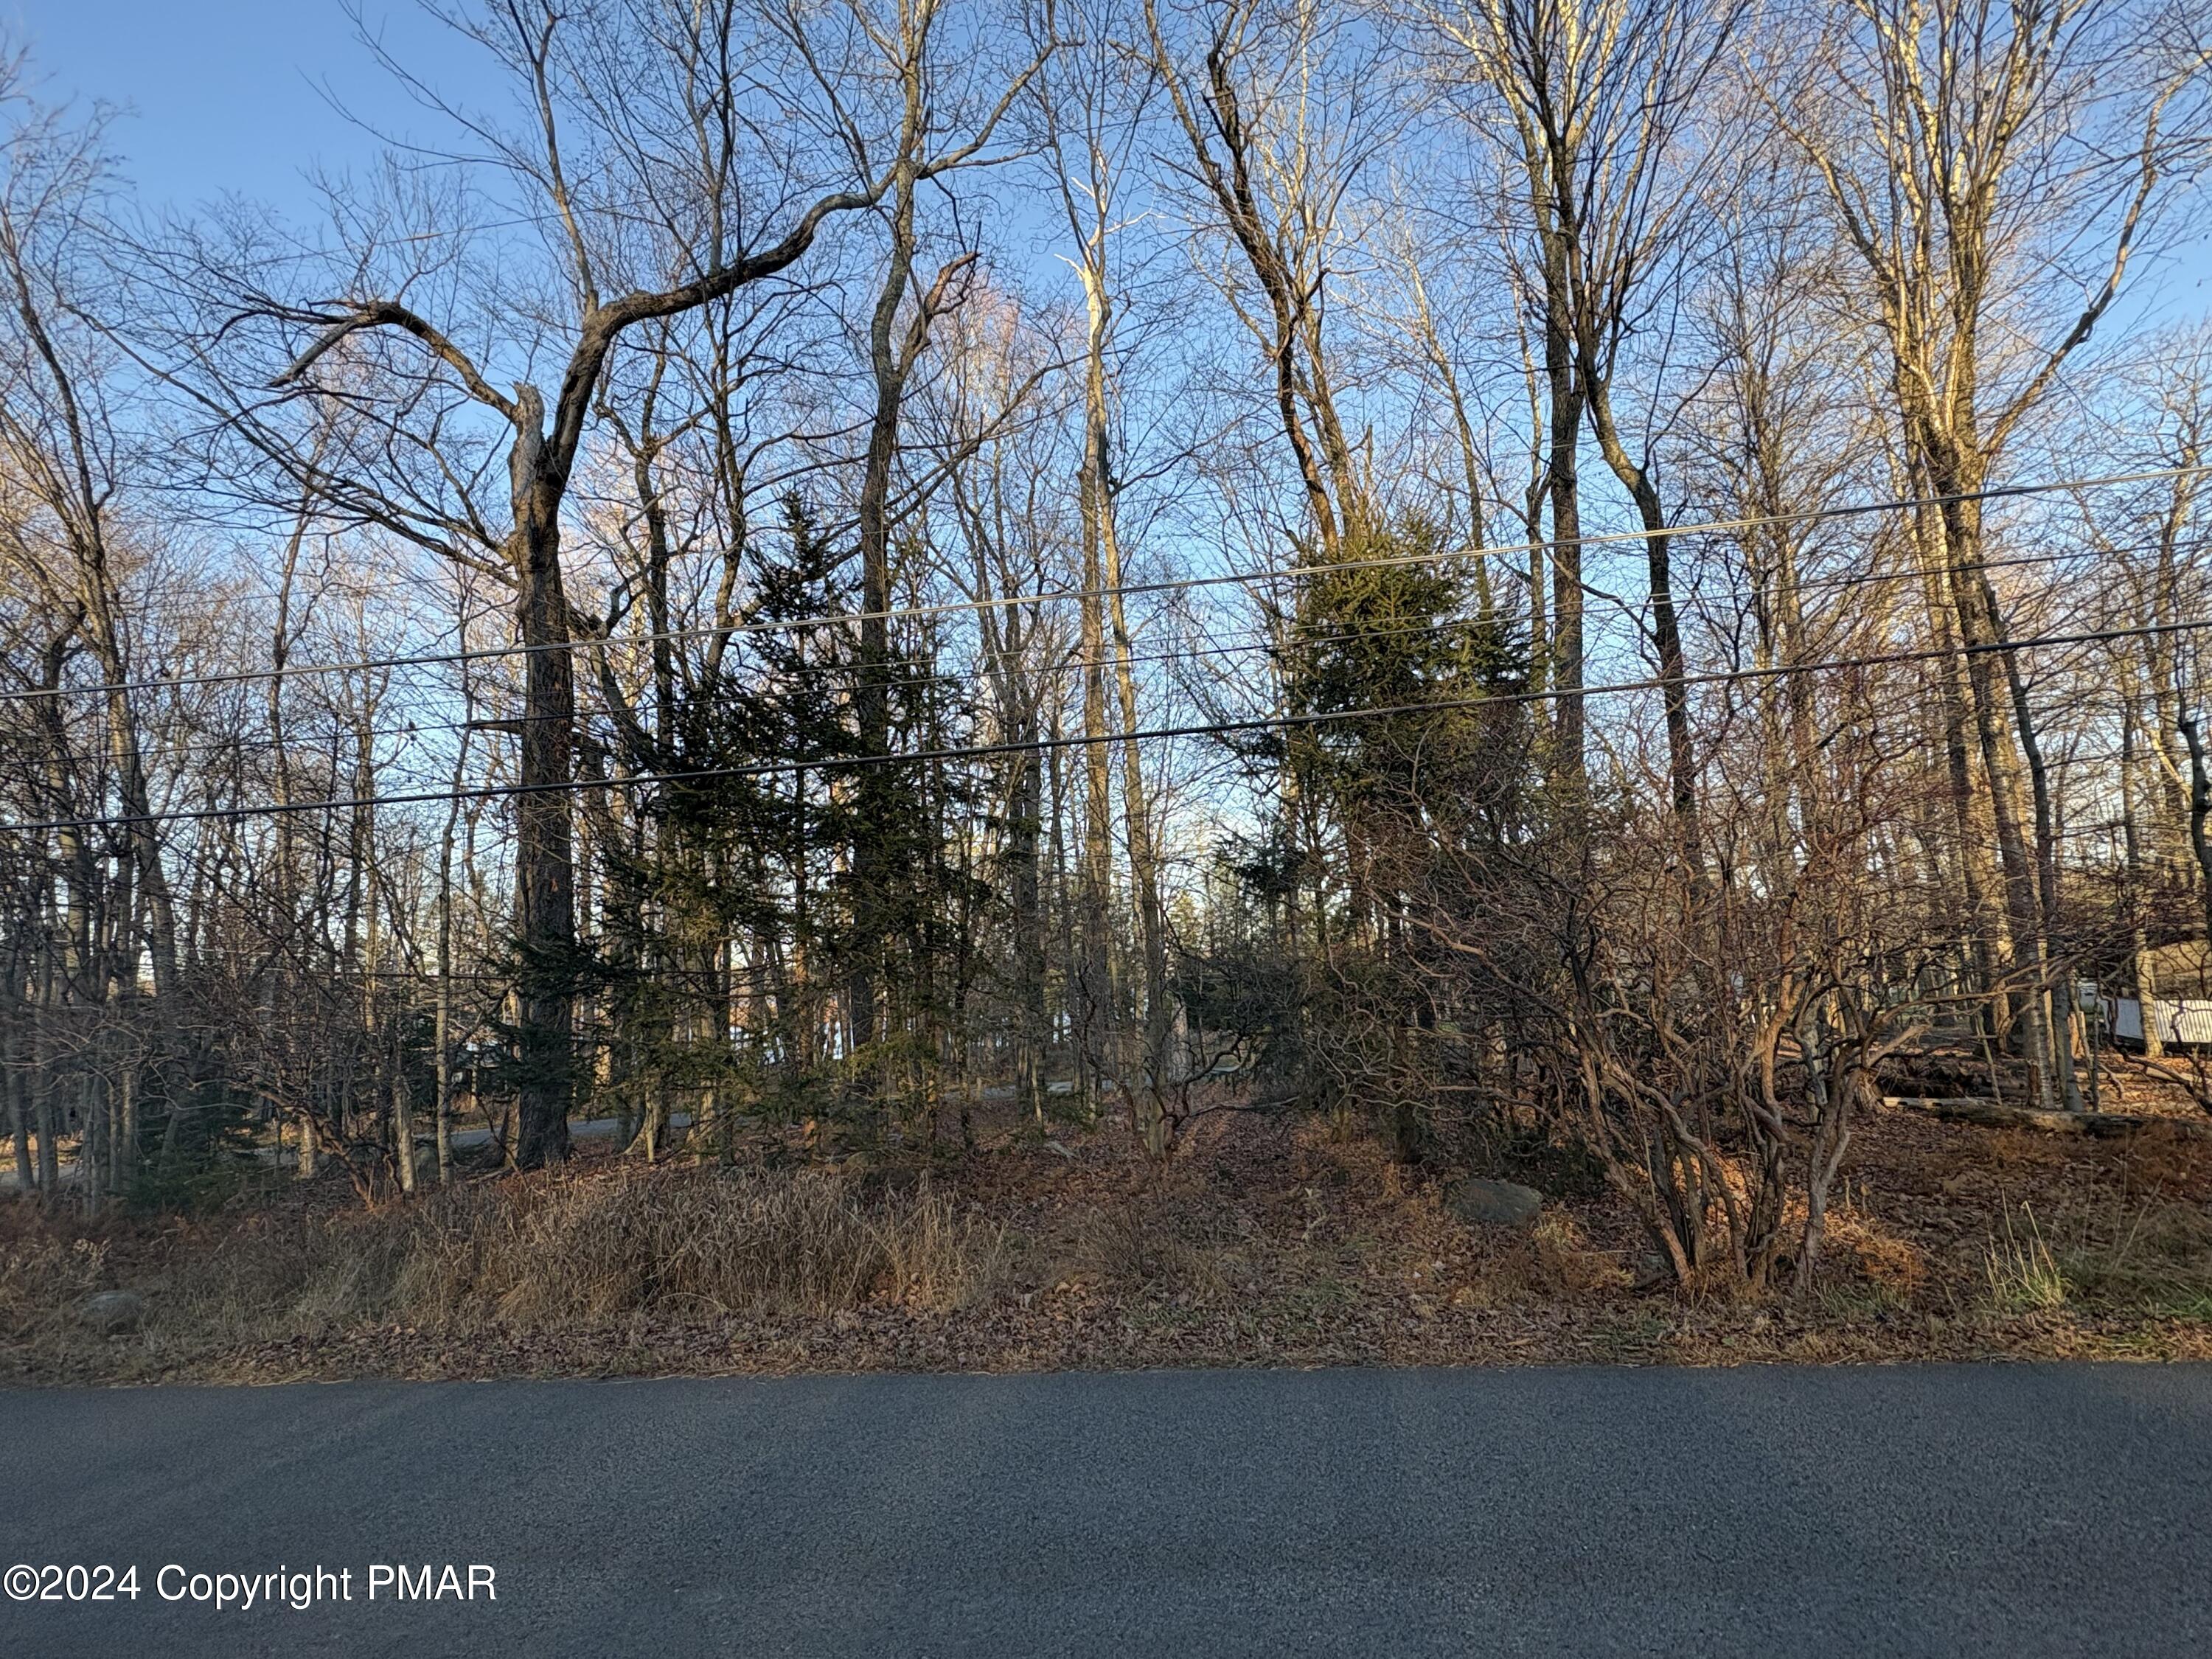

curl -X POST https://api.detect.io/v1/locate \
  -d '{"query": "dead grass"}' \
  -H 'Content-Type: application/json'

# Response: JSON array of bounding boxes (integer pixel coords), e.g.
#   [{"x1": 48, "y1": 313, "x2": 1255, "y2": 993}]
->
[
  {"x1": 1827, "y1": 1210, "x2": 1929, "y2": 1293},
  {"x1": 1469, "y1": 1211, "x2": 1627, "y2": 1304},
  {"x1": 389, "y1": 1169, "x2": 1002, "y2": 1327},
  {"x1": 1066, "y1": 1194, "x2": 1234, "y2": 1294},
  {"x1": 2052, "y1": 1203, "x2": 2212, "y2": 1321},
  {"x1": 1984, "y1": 1204, "x2": 2068, "y2": 1313},
  {"x1": 0, "y1": 1234, "x2": 110, "y2": 1346},
  {"x1": 2113, "y1": 1126, "x2": 2212, "y2": 1199},
  {"x1": 1, "y1": 1166, "x2": 1001, "y2": 1372},
  {"x1": 1975, "y1": 1198, "x2": 2212, "y2": 1322},
  {"x1": 1529, "y1": 1211, "x2": 1632, "y2": 1295},
  {"x1": 10, "y1": 1095, "x2": 2212, "y2": 1382}
]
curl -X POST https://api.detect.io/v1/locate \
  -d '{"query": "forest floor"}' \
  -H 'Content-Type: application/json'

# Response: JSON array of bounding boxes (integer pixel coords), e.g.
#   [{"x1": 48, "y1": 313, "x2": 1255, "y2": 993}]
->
[{"x1": 7, "y1": 1075, "x2": 2212, "y2": 1385}]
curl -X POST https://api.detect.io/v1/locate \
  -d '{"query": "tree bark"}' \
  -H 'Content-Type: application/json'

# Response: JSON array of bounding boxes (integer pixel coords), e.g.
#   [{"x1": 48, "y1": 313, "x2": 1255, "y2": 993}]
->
[{"x1": 510, "y1": 410, "x2": 578, "y2": 1169}]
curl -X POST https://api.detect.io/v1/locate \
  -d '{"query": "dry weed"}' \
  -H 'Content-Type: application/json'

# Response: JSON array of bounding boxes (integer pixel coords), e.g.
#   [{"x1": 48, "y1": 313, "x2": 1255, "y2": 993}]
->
[
  {"x1": 1827, "y1": 1211, "x2": 1928, "y2": 1293},
  {"x1": 1984, "y1": 1204, "x2": 2066, "y2": 1313},
  {"x1": 2054, "y1": 1203, "x2": 2212, "y2": 1320},
  {"x1": 15, "y1": 1165, "x2": 1005, "y2": 1358},
  {"x1": 2115, "y1": 1128, "x2": 2212, "y2": 1198},
  {"x1": 0, "y1": 1234, "x2": 109, "y2": 1343},
  {"x1": 1530, "y1": 1211, "x2": 1627, "y2": 1295},
  {"x1": 412, "y1": 1168, "x2": 1003, "y2": 1326},
  {"x1": 1472, "y1": 1211, "x2": 1624, "y2": 1303},
  {"x1": 1070, "y1": 1198, "x2": 1220, "y2": 1291}
]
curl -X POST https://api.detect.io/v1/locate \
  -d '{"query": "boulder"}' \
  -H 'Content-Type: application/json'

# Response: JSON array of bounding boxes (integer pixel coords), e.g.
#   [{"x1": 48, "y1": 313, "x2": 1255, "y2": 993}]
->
[
  {"x1": 77, "y1": 1290, "x2": 145, "y2": 1335},
  {"x1": 1447, "y1": 1178, "x2": 1544, "y2": 1231}
]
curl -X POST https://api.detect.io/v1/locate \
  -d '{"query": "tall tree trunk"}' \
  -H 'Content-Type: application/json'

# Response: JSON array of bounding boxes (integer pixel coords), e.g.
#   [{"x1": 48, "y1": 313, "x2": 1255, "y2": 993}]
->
[
  {"x1": 1588, "y1": 389, "x2": 1697, "y2": 866},
  {"x1": 1075, "y1": 263, "x2": 1120, "y2": 1120},
  {"x1": 510, "y1": 409, "x2": 578, "y2": 1169},
  {"x1": 33, "y1": 949, "x2": 58, "y2": 1197},
  {"x1": 391, "y1": 1026, "x2": 418, "y2": 1197},
  {"x1": 2176, "y1": 706, "x2": 2212, "y2": 953},
  {"x1": 436, "y1": 781, "x2": 462, "y2": 1186},
  {"x1": 10, "y1": 1016, "x2": 32, "y2": 1191},
  {"x1": 1540, "y1": 224, "x2": 1585, "y2": 796},
  {"x1": 1932, "y1": 473, "x2": 2057, "y2": 1107},
  {"x1": 1012, "y1": 744, "x2": 1046, "y2": 1121},
  {"x1": 850, "y1": 210, "x2": 911, "y2": 1062},
  {"x1": 849, "y1": 158, "x2": 967, "y2": 1079},
  {"x1": 1082, "y1": 261, "x2": 1172, "y2": 1150},
  {"x1": 2121, "y1": 682, "x2": 2164, "y2": 1058}
]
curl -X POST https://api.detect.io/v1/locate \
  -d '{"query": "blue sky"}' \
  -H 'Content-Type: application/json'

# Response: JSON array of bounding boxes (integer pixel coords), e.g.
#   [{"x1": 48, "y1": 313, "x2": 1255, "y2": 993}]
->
[
  {"x1": 6, "y1": 2, "x2": 435, "y2": 218},
  {"x1": 10, "y1": 1, "x2": 2208, "y2": 329}
]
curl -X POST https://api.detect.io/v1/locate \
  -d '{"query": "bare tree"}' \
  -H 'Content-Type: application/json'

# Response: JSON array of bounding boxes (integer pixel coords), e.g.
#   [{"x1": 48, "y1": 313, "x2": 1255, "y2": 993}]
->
[
  {"x1": 1772, "y1": 0, "x2": 2211, "y2": 1107},
  {"x1": 183, "y1": 0, "x2": 1037, "y2": 1164}
]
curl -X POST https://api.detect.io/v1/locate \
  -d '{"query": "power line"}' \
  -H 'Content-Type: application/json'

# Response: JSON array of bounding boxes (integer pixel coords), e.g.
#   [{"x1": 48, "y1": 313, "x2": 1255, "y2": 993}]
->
[
  {"x1": 10, "y1": 608, "x2": 2211, "y2": 836},
  {"x1": 10, "y1": 529, "x2": 2192, "y2": 799},
  {"x1": 15, "y1": 536, "x2": 2189, "y2": 760},
  {"x1": 7, "y1": 463, "x2": 2202, "y2": 706},
  {"x1": 166, "y1": 507, "x2": 2174, "y2": 709},
  {"x1": 15, "y1": 526, "x2": 2185, "y2": 820}
]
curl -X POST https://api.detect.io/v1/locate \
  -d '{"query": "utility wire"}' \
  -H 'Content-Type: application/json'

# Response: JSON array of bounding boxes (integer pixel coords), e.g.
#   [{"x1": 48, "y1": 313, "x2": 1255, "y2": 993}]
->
[
  {"x1": 0, "y1": 527, "x2": 2157, "y2": 761},
  {"x1": 12, "y1": 608, "x2": 2212, "y2": 835},
  {"x1": 7, "y1": 463, "x2": 2202, "y2": 706},
  {"x1": 15, "y1": 531, "x2": 2190, "y2": 787}
]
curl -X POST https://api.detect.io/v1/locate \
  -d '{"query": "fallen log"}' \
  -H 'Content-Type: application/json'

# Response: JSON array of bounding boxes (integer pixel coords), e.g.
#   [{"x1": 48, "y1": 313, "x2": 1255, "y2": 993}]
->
[{"x1": 1885, "y1": 1096, "x2": 2212, "y2": 1140}]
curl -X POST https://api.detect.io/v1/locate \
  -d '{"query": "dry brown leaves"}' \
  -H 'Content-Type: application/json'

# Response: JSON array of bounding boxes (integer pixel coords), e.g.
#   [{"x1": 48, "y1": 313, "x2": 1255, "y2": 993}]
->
[{"x1": 7, "y1": 1096, "x2": 2212, "y2": 1385}]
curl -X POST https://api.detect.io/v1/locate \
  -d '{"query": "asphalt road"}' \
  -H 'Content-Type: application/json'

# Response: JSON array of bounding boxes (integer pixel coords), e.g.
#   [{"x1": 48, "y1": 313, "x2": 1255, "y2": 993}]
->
[{"x1": 4, "y1": 1365, "x2": 2208, "y2": 1657}]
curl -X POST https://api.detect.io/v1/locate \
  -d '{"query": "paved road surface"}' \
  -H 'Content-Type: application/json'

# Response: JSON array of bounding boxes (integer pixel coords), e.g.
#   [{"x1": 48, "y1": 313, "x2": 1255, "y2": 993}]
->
[{"x1": 4, "y1": 1365, "x2": 2208, "y2": 1656}]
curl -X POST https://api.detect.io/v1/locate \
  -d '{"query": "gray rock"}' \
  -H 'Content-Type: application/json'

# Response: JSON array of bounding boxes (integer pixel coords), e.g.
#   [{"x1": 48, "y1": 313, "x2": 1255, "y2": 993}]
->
[
  {"x1": 78, "y1": 1290, "x2": 145, "y2": 1335},
  {"x1": 1447, "y1": 1178, "x2": 1544, "y2": 1230}
]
